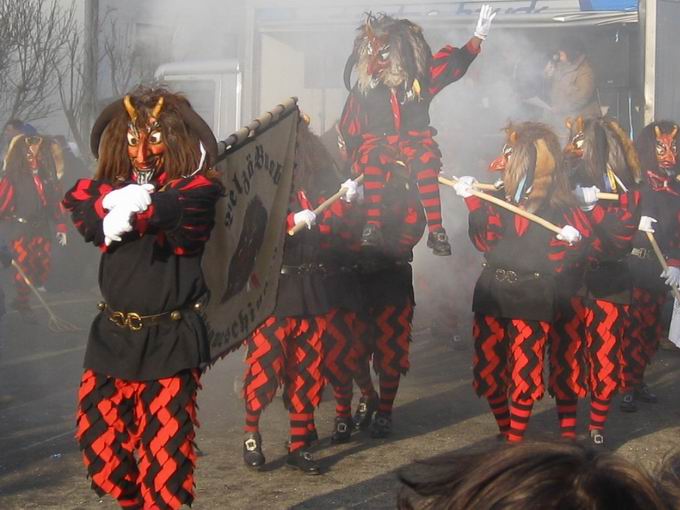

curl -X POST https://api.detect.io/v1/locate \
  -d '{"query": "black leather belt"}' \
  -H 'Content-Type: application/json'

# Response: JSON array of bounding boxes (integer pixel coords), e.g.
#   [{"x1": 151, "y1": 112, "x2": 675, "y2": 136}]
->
[{"x1": 98, "y1": 301, "x2": 202, "y2": 331}]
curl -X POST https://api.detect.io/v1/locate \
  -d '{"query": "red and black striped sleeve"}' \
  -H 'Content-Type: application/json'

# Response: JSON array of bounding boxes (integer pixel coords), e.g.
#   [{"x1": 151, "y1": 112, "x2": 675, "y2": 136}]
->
[
  {"x1": 135, "y1": 174, "x2": 223, "y2": 256},
  {"x1": 338, "y1": 91, "x2": 367, "y2": 158},
  {"x1": 548, "y1": 207, "x2": 593, "y2": 273},
  {"x1": 466, "y1": 196, "x2": 504, "y2": 252},
  {"x1": 588, "y1": 190, "x2": 641, "y2": 260},
  {"x1": 61, "y1": 178, "x2": 113, "y2": 247},
  {"x1": 317, "y1": 196, "x2": 359, "y2": 251},
  {"x1": 0, "y1": 177, "x2": 15, "y2": 217},
  {"x1": 428, "y1": 40, "x2": 481, "y2": 97}
]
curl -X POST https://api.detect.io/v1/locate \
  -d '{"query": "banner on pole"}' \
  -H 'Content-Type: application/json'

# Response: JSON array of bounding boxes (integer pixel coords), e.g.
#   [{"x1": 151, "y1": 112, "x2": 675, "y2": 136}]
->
[{"x1": 202, "y1": 99, "x2": 298, "y2": 361}]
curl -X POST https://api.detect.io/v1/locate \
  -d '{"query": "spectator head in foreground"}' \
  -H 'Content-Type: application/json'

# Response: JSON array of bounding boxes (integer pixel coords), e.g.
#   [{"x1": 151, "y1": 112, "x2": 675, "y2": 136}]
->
[{"x1": 398, "y1": 441, "x2": 678, "y2": 510}]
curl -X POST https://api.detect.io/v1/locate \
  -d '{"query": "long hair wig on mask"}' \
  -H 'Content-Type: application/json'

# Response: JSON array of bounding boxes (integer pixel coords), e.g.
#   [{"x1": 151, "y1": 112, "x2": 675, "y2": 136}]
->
[
  {"x1": 635, "y1": 120, "x2": 679, "y2": 174},
  {"x1": 345, "y1": 13, "x2": 432, "y2": 94},
  {"x1": 92, "y1": 86, "x2": 217, "y2": 183},
  {"x1": 3, "y1": 134, "x2": 63, "y2": 184},
  {"x1": 573, "y1": 117, "x2": 641, "y2": 190},
  {"x1": 502, "y1": 122, "x2": 574, "y2": 214}
]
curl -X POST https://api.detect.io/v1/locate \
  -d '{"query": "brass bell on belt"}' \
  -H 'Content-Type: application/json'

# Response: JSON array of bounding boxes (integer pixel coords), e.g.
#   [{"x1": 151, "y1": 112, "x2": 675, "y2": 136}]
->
[
  {"x1": 170, "y1": 310, "x2": 182, "y2": 321},
  {"x1": 97, "y1": 301, "x2": 106, "y2": 311}
]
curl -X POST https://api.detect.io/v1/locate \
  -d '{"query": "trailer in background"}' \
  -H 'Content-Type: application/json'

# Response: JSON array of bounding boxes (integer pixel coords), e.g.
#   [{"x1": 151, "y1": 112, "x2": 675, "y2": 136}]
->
[{"x1": 155, "y1": 59, "x2": 242, "y2": 140}]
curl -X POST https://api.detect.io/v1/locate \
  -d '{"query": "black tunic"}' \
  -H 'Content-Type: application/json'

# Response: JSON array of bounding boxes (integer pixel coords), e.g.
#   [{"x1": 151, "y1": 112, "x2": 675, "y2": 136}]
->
[{"x1": 62, "y1": 174, "x2": 221, "y2": 381}]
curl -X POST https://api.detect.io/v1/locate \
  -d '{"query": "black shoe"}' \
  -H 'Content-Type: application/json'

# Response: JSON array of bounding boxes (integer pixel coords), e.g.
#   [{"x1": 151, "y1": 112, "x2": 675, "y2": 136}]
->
[
  {"x1": 426, "y1": 230, "x2": 452, "y2": 256},
  {"x1": 286, "y1": 449, "x2": 321, "y2": 475},
  {"x1": 635, "y1": 383, "x2": 658, "y2": 403},
  {"x1": 243, "y1": 432, "x2": 265, "y2": 469},
  {"x1": 590, "y1": 429, "x2": 605, "y2": 447},
  {"x1": 360, "y1": 224, "x2": 383, "y2": 248},
  {"x1": 330, "y1": 417, "x2": 352, "y2": 444},
  {"x1": 619, "y1": 392, "x2": 637, "y2": 413},
  {"x1": 369, "y1": 412, "x2": 392, "y2": 438},
  {"x1": 284, "y1": 427, "x2": 319, "y2": 450},
  {"x1": 353, "y1": 394, "x2": 378, "y2": 431}
]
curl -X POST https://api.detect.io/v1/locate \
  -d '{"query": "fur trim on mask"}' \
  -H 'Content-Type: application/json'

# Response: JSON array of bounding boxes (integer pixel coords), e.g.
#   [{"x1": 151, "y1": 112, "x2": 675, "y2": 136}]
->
[
  {"x1": 502, "y1": 122, "x2": 572, "y2": 213},
  {"x1": 348, "y1": 13, "x2": 431, "y2": 94}
]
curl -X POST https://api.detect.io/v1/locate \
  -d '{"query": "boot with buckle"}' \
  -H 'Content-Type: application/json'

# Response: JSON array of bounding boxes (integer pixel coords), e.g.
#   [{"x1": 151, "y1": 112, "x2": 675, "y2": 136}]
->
[
  {"x1": 426, "y1": 229, "x2": 452, "y2": 256},
  {"x1": 330, "y1": 416, "x2": 353, "y2": 444},
  {"x1": 619, "y1": 392, "x2": 637, "y2": 413},
  {"x1": 243, "y1": 432, "x2": 265, "y2": 470},
  {"x1": 590, "y1": 429, "x2": 605, "y2": 448},
  {"x1": 360, "y1": 223, "x2": 383, "y2": 248},
  {"x1": 286, "y1": 448, "x2": 321, "y2": 475},
  {"x1": 635, "y1": 383, "x2": 658, "y2": 403},
  {"x1": 369, "y1": 412, "x2": 392, "y2": 438},
  {"x1": 353, "y1": 394, "x2": 378, "y2": 431}
]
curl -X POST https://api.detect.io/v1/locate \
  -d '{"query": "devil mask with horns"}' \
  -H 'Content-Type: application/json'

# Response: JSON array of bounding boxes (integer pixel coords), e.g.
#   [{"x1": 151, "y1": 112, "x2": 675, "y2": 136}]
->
[
  {"x1": 344, "y1": 13, "x2": 432, "y2": 99},
  {"x1": 634, "y1": 121, "x2": 679, "y2": 178},
  {"x1": 489, "y1": 122, "x2": 573, "y2": 214},
  {"x1": 563, "y1": 116, "x2": 641, "y2": 192},
  {"x1": 90, "y1": 87, "x2": 217, "y2": 184}
]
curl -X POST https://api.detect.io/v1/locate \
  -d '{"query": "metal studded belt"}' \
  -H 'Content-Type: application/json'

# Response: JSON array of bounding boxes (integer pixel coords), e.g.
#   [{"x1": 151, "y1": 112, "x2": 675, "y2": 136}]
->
[
  {"x1": 630, "y1": 247, "x2": 655, "y2": 260},
  {"x1": 98, "y1": 301, "x2": 202, "y2": 331},
  {"x1": 483, "y1": 263, "x2": 541, "y2": 284},
  {"x1": 280, "y1": 263, "x2": 328, "y2": 275}
]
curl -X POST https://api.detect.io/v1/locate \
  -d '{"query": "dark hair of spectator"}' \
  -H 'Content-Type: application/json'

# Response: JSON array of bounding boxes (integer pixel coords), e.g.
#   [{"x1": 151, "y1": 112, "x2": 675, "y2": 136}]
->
[
  {"x1": 557, "y1": 38, "x2": 586, "y2": 61},
  {"x1": 4, "y1": 119, "x2": 25, "y2": 131},
  {"x1": 398, "y1": 441, "x2": 677, "y2": 510}
]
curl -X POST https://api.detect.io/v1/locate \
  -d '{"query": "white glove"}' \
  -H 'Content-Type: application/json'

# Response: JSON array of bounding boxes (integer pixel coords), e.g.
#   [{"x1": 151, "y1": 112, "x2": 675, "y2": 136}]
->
[
  {"x1": 638, "y1": 215, "x2": 657, "y2": 233},
  {"x1": 661, "y1": 266, "x2": 680, "y2": 288},
  {"x1": 556, "y1": 225, "x2": 582, "y2": 245},
  {"x1": 103, "y1": 206, "x2": 134, "y2": 246},
  {"x1": 454, "y1": 176, "x2": 477, "y2": 198},
  {"x1": 341, "y1": 179, "x2": 359, "y2": 203},
  {"x1": 293, "y1": 209, "x2": 316, "y2": 230},
  {"x1": 102, "y1": 183, "x2": 154, "y2": 212},
  {"x1": 56, "y1": 232, "x2": 67, "y2": 246},
  {"x1": 573, "y1": 185, "x2": 600, "y2": 211},
  {"x1": 474, "y1": 4, "x2": 497, "y2": 40}
]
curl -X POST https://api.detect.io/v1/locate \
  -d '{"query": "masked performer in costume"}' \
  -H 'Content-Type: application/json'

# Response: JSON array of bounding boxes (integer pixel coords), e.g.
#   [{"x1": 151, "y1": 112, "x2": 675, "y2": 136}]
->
[
  {"x1": 338, "y1": 5, "x2": 496, "y2": 255},
  {"x1": 549, "y1": 116, "x2": 641, "y2": 445},
  {"x1": 0, "y1": 135, "x2": 67, "y2": 320},
  {"x1": 455, "y1": 122, "x2": 590, "y2": 442},
  {"x1": 342, "y1": 168, "x2": 426, "y2": 439},
  {"x1": 620, "y1": 121, "x2": 680, "y2": 412},
  {"x1": 242, "y1": 118, "x2": 361, "y2": 474},
  {"x1": 62, "y1": 87, "x2": 222, "y2": 509}
]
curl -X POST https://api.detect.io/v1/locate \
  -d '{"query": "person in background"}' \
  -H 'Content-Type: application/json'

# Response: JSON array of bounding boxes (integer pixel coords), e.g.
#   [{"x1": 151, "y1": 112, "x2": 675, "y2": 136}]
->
[{"x1": 544, "y1": 39, "x2": 601, "y2": 131}]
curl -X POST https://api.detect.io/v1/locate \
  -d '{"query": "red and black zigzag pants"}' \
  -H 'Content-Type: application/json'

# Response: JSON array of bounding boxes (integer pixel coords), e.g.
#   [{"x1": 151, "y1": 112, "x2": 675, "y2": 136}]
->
[
  {"x1": 351, "y1": 302, "x2": 414, "y2": 415},
  {"x1": 322, "y1": 309, "x2": 359, "y2": 419},
  {"x1": 550, "y1": 298, "x2": 628, "y2": 399},
  {"x1": 549, "y1": 297, "x2": 627, "y2": 435},
  {"x1": 473, "y1": 314, "x2": 549, "y2": 402},
  {"x1": 354, "y1": 303, "x2": 413, "y2": 378},
  {"x1": 354, "y1": 134, "x2": 443, "y2": 233},
  {"x1": 243, "y1": 315, "x2": 325, "y2": 415},
  {"x1": 622, "y1": 287, "x2": 667, "y2": 388},
  {"x1": 76, "y1": 369, "x2": 200, "y2": 510},
  {"x1": 473, "y1": 314, "x2": 549, "y2": 441},
  {"x1": 11, "y1": 235, "x2": 51, "y2": 306}
]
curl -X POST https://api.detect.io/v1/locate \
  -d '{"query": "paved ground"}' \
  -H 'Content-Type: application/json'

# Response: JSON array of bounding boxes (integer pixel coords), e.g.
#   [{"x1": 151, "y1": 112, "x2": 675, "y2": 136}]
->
[{"x1": 0, "y1": 273, "x2": 679, "y2": 509}]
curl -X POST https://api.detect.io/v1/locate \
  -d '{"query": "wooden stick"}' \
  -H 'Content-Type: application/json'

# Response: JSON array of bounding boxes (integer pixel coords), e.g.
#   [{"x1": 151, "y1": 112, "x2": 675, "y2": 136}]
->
[
  {"x1": 11, "y1": 260, "x2": 80, "y2": 332},
  {"x1": 438, "y1": 175, "x2": 563, "y2": 235},
  {"x1": 597, "y1": 192, "x2": 619, "y2": 201},
  {"x1": 288, "y1": 174, "x2": 365, "y2": 236},
  {"x1": 644, "y1": 231, "x2": 680, "y2": 302},
  {"x1": 474, "y1": 179, "x2": 618, "y2": 201}
]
